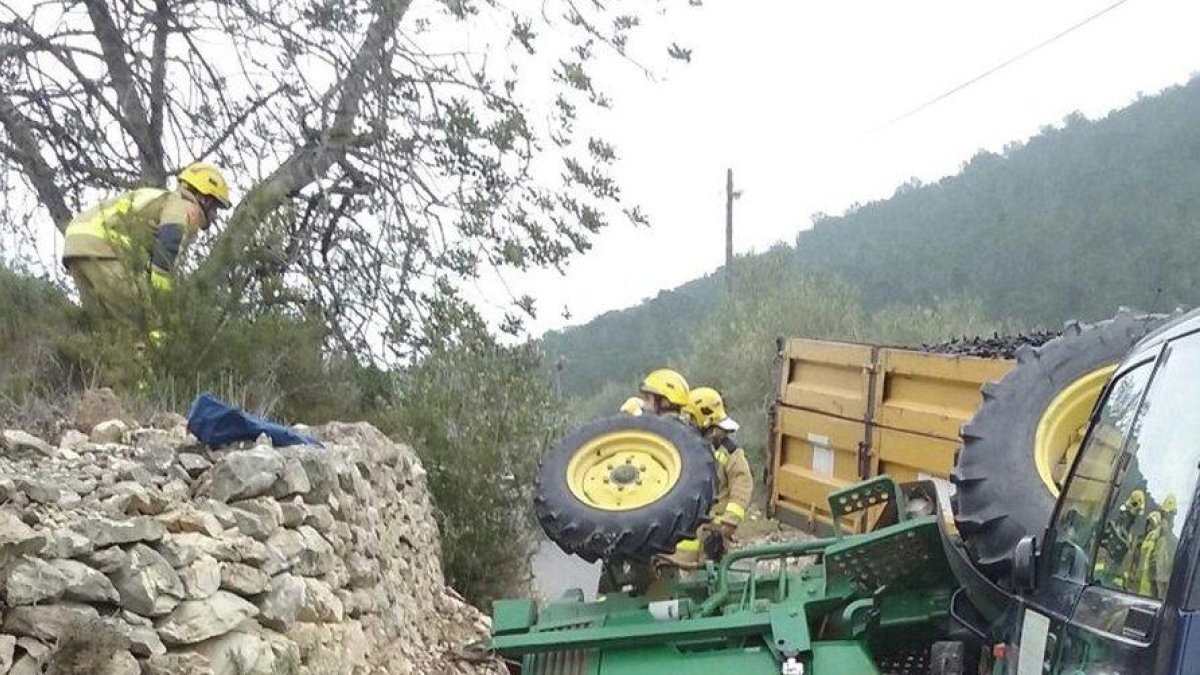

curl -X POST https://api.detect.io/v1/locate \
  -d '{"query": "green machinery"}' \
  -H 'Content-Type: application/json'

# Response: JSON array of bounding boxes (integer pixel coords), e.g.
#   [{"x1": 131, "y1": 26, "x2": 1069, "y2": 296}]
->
[{"x1": 491, "y1": 477, "x2": 964, "y2": 674}]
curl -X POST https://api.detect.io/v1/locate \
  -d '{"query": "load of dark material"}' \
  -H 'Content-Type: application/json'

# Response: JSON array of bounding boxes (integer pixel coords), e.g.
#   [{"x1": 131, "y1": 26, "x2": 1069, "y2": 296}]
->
[{"x1": 920, "y1": 331, "x2": 1061, "y2": 359}]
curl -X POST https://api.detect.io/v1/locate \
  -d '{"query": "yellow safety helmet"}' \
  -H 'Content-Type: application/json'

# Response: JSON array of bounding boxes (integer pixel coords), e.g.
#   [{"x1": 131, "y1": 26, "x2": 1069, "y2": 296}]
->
[
  {"x1": 1147, "y1": 511, "x2": 1162, "y2": 529},
  {"x1": 619, "y1": 397, "x2": 644, "y2": 416},
  {"x1": 640, "y1": 368, "x2": 690, "y2": 408},
  {"x1": 1162, "y1": 493, "x2": 1178, "y2": 515},
  {"x1": 689, "y1": 387, "x2": 740, "y2": 432},
  {"x1": 1127, "y1": 489, "x2": 1146, "y2": 512},
  {"x1": 178, "y1": 162, "x2": 231, "y2": 208}
]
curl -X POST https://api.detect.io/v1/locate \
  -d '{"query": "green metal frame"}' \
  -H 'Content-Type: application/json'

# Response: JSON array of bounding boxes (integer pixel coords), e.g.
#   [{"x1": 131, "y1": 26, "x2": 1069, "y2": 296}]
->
[{"x1": 494, "y1": 477, "x2": 959, "y2": 674}]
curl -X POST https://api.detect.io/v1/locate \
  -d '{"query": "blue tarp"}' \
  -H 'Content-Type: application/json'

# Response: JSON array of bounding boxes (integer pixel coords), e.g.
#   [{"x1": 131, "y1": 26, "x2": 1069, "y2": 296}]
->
[{"x1": 186, "y1": 393, "x2": 321, "y2": 448}]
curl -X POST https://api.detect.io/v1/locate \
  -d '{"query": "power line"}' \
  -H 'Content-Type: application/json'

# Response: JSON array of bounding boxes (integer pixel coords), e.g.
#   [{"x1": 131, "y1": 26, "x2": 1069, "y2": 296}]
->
[{"x1": 877, "y1": 0, "x2": 1135, "y2": 131}]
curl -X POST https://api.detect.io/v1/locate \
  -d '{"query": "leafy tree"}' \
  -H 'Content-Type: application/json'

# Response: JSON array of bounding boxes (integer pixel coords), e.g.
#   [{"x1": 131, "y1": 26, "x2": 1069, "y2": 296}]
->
[
  {"x1": 0, "y1": 0, "x2": 687, "y2": 356},
  {"x1": 684, "y1": 247, "x2": 866, "y2": 465}
]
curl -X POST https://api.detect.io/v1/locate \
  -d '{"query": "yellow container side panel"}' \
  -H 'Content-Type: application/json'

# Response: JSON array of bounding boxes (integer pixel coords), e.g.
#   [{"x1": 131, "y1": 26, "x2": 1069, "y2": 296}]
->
[
  {"x1": 873, "y1": 426, "x2": 961, "y2": 522},
  {"x1": 778, "y1": 339, "x2": 874, "y2": 420},
  {"x1": 771, "y1": 407, "x2": 868, "y2": 530},
  {"x1": 873, "y1": 426, "x2": 960, "y2": 479},
  {"x1": 873, "y1": 349, "x2": 1014, "y2": 440}
]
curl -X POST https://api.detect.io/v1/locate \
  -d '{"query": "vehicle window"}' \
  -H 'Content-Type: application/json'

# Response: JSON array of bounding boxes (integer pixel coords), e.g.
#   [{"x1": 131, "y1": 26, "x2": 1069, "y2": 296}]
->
[
  {"x1": 1050, "y1": 363, "x2": 1153, "y2": 584},
  {"x1": 1092, "y1": 337, "x2": 1200, "y2": 600}
]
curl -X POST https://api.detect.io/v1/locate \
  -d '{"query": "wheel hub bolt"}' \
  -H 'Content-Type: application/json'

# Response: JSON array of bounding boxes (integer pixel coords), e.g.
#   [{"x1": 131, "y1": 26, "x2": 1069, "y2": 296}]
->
[{"x1": 609, "y1": 464, "x2": 640, "y2": 486}]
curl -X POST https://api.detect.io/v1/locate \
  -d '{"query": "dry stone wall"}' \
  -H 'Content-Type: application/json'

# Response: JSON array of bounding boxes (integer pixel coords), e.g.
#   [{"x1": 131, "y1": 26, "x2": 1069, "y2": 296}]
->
[{"x1": 0, "y1": 414, "x2": 503, "y2": 675}]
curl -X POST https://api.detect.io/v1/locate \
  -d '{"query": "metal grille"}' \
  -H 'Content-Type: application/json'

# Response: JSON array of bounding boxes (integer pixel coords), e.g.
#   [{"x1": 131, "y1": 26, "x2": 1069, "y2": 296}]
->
[{"x1": 825, "y1": 521, "x2": 938, "y2": 591}]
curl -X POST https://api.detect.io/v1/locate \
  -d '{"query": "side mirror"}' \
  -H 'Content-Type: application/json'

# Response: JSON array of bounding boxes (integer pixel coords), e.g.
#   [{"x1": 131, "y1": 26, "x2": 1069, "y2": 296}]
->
[{"x1": 1011, "y1": 536, "x2": 1038, "y2": 593}]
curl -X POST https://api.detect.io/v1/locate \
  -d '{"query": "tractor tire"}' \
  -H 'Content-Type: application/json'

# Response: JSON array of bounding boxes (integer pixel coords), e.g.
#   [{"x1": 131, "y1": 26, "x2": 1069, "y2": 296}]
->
[
  {"x1": 951, "y1": 311, "x2": 1167, "y2": 580},
  {"x1": 535, "y1": 414, "x2": 716, "y2": 563}
]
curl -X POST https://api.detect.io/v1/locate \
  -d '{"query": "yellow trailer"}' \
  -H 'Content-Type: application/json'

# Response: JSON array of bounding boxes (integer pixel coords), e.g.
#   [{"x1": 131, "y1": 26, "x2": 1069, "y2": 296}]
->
[{"x1": 768, "y1": 337, "x2": 1013, "y2": 531}]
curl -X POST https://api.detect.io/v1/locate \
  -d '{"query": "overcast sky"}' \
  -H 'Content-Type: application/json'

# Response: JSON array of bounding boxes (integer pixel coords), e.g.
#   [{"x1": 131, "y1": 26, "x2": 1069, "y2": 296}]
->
[{"x1": 479, "y1": 0, "x2": 1200, "y2": 337}]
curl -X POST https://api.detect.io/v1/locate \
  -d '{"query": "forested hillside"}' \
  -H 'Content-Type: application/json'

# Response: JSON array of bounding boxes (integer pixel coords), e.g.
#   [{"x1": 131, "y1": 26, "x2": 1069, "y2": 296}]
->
[{"x1": 544, "y1": 76, "x2": 1200, "y2": 398}]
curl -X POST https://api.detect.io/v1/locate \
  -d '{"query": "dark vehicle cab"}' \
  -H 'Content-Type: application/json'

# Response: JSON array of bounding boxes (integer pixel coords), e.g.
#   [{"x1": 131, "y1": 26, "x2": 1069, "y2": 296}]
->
[{"x1": 977, "y1": 309, "x2": 1200, "y2": 674}]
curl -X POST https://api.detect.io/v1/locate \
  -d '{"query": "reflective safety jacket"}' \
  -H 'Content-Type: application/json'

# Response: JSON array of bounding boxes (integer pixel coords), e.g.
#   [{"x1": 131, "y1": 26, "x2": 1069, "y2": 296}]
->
[
  {"x1": 62, "y1": 188, "x2": 206, "y2": 291},
  {"x1": 712, "y1": 436, "x2": 753, "y2": 526}
]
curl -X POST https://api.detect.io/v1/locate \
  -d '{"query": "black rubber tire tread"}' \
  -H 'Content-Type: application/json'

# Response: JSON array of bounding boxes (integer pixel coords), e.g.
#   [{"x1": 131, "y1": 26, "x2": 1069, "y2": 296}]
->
[
  {"x1": 950, "y1": 310, "x2": 1168, "y2": 580},
  {"x1": 535, "y1": 414, "x2": 716, "y2": 563}
]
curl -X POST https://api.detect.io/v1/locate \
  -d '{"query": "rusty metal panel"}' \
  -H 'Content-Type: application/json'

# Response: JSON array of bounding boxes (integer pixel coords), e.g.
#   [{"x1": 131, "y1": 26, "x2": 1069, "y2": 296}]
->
[
  {"x1": 778, "y1": 339, "x2": 874, "y2": 420},
  {"x1": 873, "y1": 349, "x2": 1014, "y2": 440}
]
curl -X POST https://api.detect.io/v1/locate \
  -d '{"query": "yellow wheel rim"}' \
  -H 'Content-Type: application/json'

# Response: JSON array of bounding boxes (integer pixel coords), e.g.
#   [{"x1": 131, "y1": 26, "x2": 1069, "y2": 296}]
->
[
  {"x1": 1034, "y1": 365, "x2": 1116, "y2": 496},
  {"x1": 566, "y1": 431, "x2": 683, "y2": 511}
]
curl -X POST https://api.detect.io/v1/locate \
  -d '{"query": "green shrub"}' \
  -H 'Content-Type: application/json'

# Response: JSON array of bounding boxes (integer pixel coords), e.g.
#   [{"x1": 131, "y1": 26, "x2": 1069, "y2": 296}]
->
[
  {"x1": 0, "y1": 265, "x2": 83, "y2": 433},
  {"x1": 390, "y1": 322, "x2": 564, "y2": 608}
]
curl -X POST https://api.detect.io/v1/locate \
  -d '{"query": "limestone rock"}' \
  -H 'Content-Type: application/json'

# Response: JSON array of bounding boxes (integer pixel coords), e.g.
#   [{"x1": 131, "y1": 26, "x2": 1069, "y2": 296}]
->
[
  {"x1": 278, "y1": 499, "x2": 307, "y2": 528},
  {"x1": 302, "y1": 504, "x2": 335, "y2": 533},
  {"x1": 3, "y1": 603, "x2": 99, "y2": 641},
  {"x1": 103, "y1": 481, "x2": 167, "y2": 516},
  {"x1": 292, "y1": 526, "x2": 336, "y2": 576},
  {"x1": 196, "y1": 499, "x2": 237, "y2": 528},
  {"x1": 0, "y1": 511, "x2": 45, "y2": 558},
  {"x1": 272, "y1": 455, "x2": 311, "y2": 498},
  {"x1": 157, "y1": 506, "x2": 223, "y2": 537},
  {"x1": 294, "y1": 450, "x2": 336, "y2": 504},
  {"x1": 59, "y1": 428, "x2": 89, "y2": 451},
  {"x1": 141, "y1": 652, "x2": 214, "y2": 675},
  {"x1": 102, "y1": 650, "x2": 140, "y2": 675},
  {"x1": 110, "y1": 543, "x2": 184, "y2": 617},
  {"x1": 0, "y1": 634, "x2": 14, "y2": 674},
  {"x1": 178, "y1": 453, "x2": 213, "y2": 477},
  {"x1": 90, "y1": 419, "x2": 130, "y2": 444},
  {"x1": 74, "y1": 516, "x2": 165, "y2": 547},
  {"x1": 256, "y1": 573, "x2": 305, "y2": 631},
  {"x1": 6, "y1": 557, "x2": 119, "y2": 605},
  {"x1": 230, "y1": 498, "x2": 281, "y2": 540},
  {"x1": 220, "y1": 562, "x2": 269, "y2": 595},
  {"x1": 8, "y1": 654, "x2": 37, "y2": 675},
  {"x1": 132, "y1": 431, "x2": 178, "y2": 472},
  {"x1": 263, "y1": 528, "x2": 303, "y2": 576},
  {"x1": 15, "y1": 478, "x2": 58, "y2": 504},
  {"x1": 181, "y1": 556, "x2": 222, "y2": 600},
  {"x1": 208, "y1": 447, "x2": 283, "y2": 503},
  {"x1": 120, "y1": 621, "x2": 167, "y2": 657},
  {"x1": 154, "y1": 535, "x2": 200, "y2": 568},
  {"x1": 190, "y1": 626, "x2": 285, "y2": 675},
  {"x1": 41, "y1": 527, "x2": 93, "y2": 558},
  {"x1": 346, "y1": 552, "x2": 379, "y2": 589},
  {"x1": 155, "y1": 590, "x2": 259, "y2": 646},
  {"x1": 296, "y1": 577, "x2": 344, "y2": 623},
  {"x1": 82, "y1": 546, "x2": 128, "y2": 573},
  {"x1": 14, "y1": 637, "x2": 48, "y2": 660},
  {"x1": 2, "y1": 429, "x2": 55, "y2": 457},
  {"x1": 161, "y1": 477, "x2": 192, "y2": 502}
]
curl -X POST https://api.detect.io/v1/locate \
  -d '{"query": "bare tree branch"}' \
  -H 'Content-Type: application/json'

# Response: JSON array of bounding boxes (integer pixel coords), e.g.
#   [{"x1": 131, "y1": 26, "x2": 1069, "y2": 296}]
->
[
  {"x1": 0, "y1": 90, "x2": 71, "y2": 230},
  {"x1": 148, "y1": 0, "x2": 170, "y2": 150},
  {"x1": 82, "y1": 0, "x2": 165, "y2": 184},
  {"x1": 200, "y1": 0, "x2": 415, "y2": 281}
]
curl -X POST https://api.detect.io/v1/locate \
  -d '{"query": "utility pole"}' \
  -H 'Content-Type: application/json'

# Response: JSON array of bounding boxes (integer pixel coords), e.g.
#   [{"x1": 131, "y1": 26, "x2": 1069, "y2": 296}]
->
[{"x1": 725, "y1": 168, "x2": 734, "y2": 293}]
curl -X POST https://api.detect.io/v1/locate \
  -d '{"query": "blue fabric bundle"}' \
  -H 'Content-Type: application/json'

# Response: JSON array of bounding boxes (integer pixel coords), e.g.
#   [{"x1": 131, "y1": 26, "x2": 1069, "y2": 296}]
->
[{"x1": 186, "y1": 393, "x2": 321, "y2": 448}]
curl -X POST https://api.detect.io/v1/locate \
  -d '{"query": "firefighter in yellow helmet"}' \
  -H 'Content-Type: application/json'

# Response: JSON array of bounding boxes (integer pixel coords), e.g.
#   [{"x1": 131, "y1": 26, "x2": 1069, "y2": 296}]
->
[
  {"x1": 1097, "y1": 489, "x2": 1146, "y2": 587},
  {"x1": 62, "y1": 162, "x2": 232, "y2": 321},
  {"x1": 618, "y1": 368, "x2": 692, "y2": 423},
  {"x1": 600, "y1": 368, "x2": 694, "y2": 595},
  {"x1": 668, "y1": 386, "x2": 754, "y2": 563}
]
